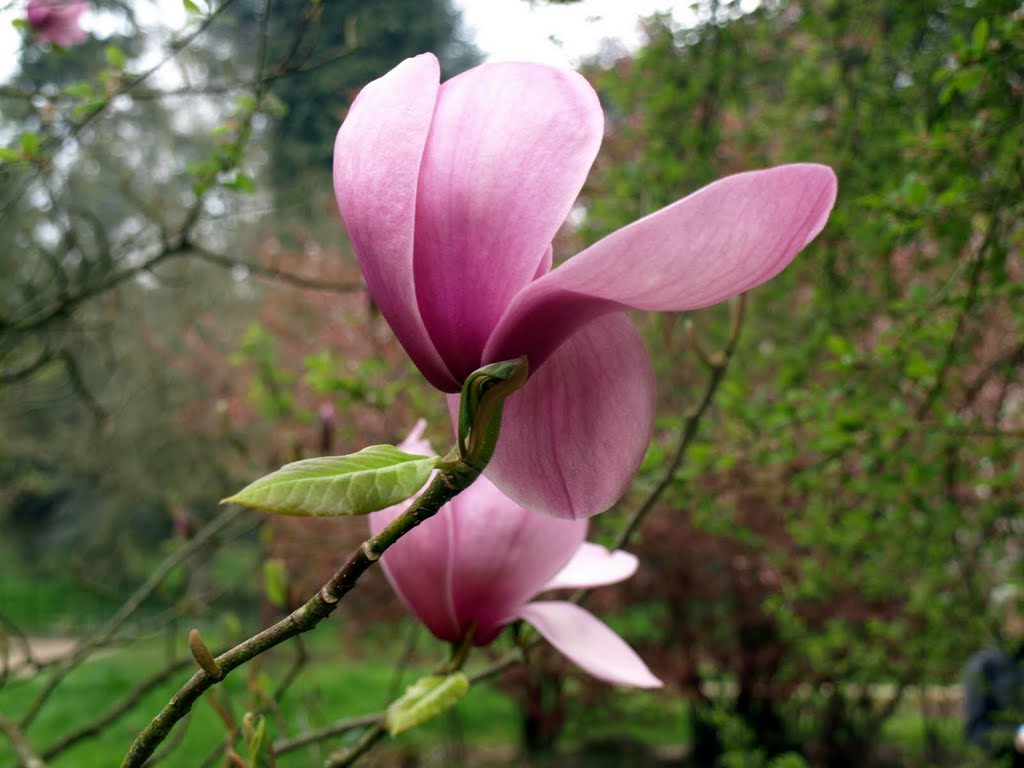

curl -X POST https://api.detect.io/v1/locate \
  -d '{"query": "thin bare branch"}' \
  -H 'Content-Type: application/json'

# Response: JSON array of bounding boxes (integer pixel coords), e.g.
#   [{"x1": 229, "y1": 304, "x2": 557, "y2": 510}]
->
[
  {"x1": 20, "y1": 504, "x2": 247, "y2": 730},
  {"x1": 40, "y1": 659, "x2": 191, "y2": 760},
  {"x1": 121, "y1": 458, "x2": 483, "y2": 768},
  {"x1": 0, "y1": 714, "x2": 47, "y2": 768}
]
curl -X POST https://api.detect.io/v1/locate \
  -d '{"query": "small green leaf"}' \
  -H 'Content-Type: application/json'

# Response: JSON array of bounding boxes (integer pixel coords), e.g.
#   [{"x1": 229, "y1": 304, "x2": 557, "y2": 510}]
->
[
  {"x1": 73, "y1": 97, "x2": 107, "y2": 120},
  {"x1": 64, "y1": 81, "x2": 95, "y2": 99},
  {"x1": 263, "y1": 558, "x2": 288, "y2": 608},
  {"x1": 105, "y1": 44, "x2": 126, "y2": 70},
  {"x1": 243, "y1": 713, "x2": 272, "y2": 768},
  {"x1": 971, "y1": 18, "x2": 989, "y2": 54},
  {"x1": 19, "y1": 132, "x2": 40, "y2": 157},
  {"x1": 225, "y1": 173, "x2": 256, "y2": 193},
  {"x1": 183, "y1": 0, "x2": 202, "y2": 13},
  {"x1": 222, "y1": 445, "x2": 437, "y2": 517},
  {"x1": 385, "y1": 673, "x2": 469, "y2": 736}
]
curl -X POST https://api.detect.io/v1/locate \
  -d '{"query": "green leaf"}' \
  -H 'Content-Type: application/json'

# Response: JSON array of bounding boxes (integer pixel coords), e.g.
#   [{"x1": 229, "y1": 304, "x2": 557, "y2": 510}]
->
[
  {"x1": 19, "y1": 132, "x2": 40, "y2": 157},
  {"x1": 105, "y1": 45, "x2": 126, "y2": 70},
  {"x1": 242, "y1": 713, "x2": 272, "y2": 768},
  {"x1": 262, "y1": 558, "x2": 288, "y2": 608},
  {"x1": 72, "y1": 97, "x2": 107, "y2": 120},
  {"x1": 182, "y1": 0, "x2": 202, "y2": 13},
  {"x1": 225, "y1": 173, "x2": 256, "y2": 193},
  {"x1": 222, "y1": 445, "x2": 437, "y2": 517},
  {"x1": 971, "y1": 18, "x2": 989, "y2": 54},
  {"x1": 385, "y1": 673, "x2": 469, "y2": 736},
  {"x1": 64, "y1": 82, "x2": 95, "y2": 99}
]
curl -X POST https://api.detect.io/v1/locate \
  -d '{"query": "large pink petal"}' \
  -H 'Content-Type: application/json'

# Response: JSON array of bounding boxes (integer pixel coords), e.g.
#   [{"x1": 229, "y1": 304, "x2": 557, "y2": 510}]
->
[
  {"x1": 413, "y1": 62, "x2": 603, "y2": 383},
  {"x1": 466, "y1": 313, "x2": 655, "y2": 520},
  {"x1": 443, "y1": 477, "x2": 587, "y2": 644},
  {"x1": 484, "y1": 164, "x2": 837, "y2": 369},
  {"x1": 541, "y1": 543, "x2": 638, "y2": 591},
  {"x1": 333, "y1": 54, "x2": 458, "y2": 391},
  {"x1": 518, "y1": 601, "x2": 663, "y2": 688}
]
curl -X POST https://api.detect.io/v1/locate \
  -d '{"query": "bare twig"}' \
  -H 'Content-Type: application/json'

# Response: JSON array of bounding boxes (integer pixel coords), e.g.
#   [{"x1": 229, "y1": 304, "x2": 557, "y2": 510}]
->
[
  {"x1": 187, "y1": 246, "x2": 364, "y2": 294},
  {"x1": 611, "y1": 294, "x2": 746, "y2": 551},
  {"x1": 39, "y1": 659, "x2": 191, "y2": 760},
  {"x1": 272, "y1": 713, "x2": 381, "y2": 757},
  {"x1": 324, "y1": 722, "x2": 386, "y2": 768},
  {"x1": 0, "y1": 714, "x2": 47, "y2": 768},
  {"x1": 121, "y1": 458, "x2": 483, "y2": 768},
  {"x1": 1, "y1": 0, "x2": 241, "y2": 218},
  {"x1": 20, "y1": 505, "x2": 246, "y2": 730}
]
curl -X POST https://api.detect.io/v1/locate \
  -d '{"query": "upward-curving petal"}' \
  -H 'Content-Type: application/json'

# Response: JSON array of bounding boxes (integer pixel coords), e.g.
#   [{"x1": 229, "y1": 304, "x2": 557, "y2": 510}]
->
[
  {"x1": 484, "y1": 164, "x2": 838, "y2": 370},
  {"x1": 413, "y1": 62, "x2": 603, "y2": 383},
  {"x1": 541, "y1": 543, "x2": 638, "y2": 591},
  {"x1": 333, "y1": 53, "x2": 458, "y2": 391},
  {"x1": 518, "y1": 601, "x2": 663, "y2": 688},
  {"x1": 464, "y1": 313, "x2": 655, "y2": 520}
]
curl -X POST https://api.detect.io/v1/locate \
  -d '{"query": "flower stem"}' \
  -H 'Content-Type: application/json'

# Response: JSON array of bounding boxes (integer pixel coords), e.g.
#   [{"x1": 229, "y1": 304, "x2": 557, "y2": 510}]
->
[{"x1": 120, "y1": 457, "x2": 482, "y2": 768}]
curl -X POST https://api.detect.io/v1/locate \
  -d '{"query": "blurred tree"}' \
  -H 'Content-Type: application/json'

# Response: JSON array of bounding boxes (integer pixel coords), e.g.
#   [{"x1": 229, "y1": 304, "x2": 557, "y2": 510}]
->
[{"x1": 0, "y1": 0, "x2": 474, "y2": 589}]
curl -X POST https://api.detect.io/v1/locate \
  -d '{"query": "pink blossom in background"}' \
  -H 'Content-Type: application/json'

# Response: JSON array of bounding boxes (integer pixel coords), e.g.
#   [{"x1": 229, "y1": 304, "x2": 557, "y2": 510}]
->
[
  {"x1": 369, "y1": 421, "x2": 661, "y2": 688},
  {"x1": 334, "y1": 53, "x2": 837, "y2": 520},
  {"x1": 26, "y1": 0, "x2": 87, "y2": 46}
]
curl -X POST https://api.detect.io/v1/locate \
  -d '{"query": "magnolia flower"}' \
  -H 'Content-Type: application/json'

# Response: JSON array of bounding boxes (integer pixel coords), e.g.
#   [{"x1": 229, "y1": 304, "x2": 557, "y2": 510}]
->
[
  {"x1": 26, "y1": 0, "x2": 87, "y2": 46},
  {"x1": 369, "y1": 421, "x2": 661, "y2": 688},
  {"x1": 334, "y1": 53, "x2": 837, "y2": 520}
]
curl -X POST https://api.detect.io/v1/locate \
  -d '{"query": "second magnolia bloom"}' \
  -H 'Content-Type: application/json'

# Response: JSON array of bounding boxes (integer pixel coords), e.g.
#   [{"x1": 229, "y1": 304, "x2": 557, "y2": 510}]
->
[
  {"x1": 334, "y1": 53, "x2": 837, "y2": 520},
  {"x1": 369, "y1": 422, "x2": 661, "y2": 689}
]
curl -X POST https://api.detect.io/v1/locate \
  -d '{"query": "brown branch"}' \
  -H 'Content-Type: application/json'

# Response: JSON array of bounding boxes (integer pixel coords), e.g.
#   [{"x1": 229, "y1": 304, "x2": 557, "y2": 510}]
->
[
  {"x1": 120, "y1": 459, "x2": 483, "y2": 768},
  {"x1": 271, "y1": 713, "x2": 381, "y2": 757},
  {"x1": 0, "y1": 714, "x2": 47, "y2": 768},
  {"x1": 0, "y1": 347, "x2": 55, "y2": 386},
  {"x1": 187, "y1": 246, "x2": 364, "y2": 294},
  {"x1": 324, "y1": 723, "x2": 386, "y2": 768},
  {"x1": 39, "y1": 659, "x2": 191, "y2": 760},
  {"x1": 611, "y1": 294, "x2": 746, "y2": 551},
  {"x1": 20, "y1": 505, "x2": 246, "y2": 730}
]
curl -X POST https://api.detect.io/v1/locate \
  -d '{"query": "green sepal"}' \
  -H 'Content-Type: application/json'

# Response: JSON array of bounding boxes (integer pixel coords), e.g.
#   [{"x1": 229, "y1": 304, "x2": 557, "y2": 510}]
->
[
  {"x1": 457, "y1": 357, "x2": 528, "y2": 469},
  {"x1": 222, "y1": 445, "x2": 437, "y2": 517},
  {"x1": 384, "y1": 672, "x2": 469, "y2": 737}
]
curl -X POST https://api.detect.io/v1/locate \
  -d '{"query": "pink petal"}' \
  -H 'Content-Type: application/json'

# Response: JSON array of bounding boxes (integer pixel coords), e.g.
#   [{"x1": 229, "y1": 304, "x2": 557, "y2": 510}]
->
[
  {"x1": 460, "y1": 313, "x2": 655, "y2": 520},
  {"x1": 542, "y1": 543, "x2": 638, "y2": 591},
  {"x1": 370, "y1": 492, "x2": 461, "y2": 643},
  {"x1": 484, "y1": 164, "x2": 837, "y2": 369},
  {"x1": 443, "y1": 477, "x2": 587, "y2": 644},
  {"x1": 370, "y1": 426, "x2": 588, "y2": 645},
  {"x1": 413, "y1": 62, "x2": 603, "y2": 383},
  {"x1": 518, "y1": 601, "x2": 663, "y2": 688},
  {"x1": 333, "y1": 54, "x2": 458, "y2": 391}
]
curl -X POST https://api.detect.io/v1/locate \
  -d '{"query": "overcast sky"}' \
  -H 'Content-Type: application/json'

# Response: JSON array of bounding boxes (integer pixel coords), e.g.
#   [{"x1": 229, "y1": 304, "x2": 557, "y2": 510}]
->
[
  {"x1": 1, "y1": 0, "x2": 699, "y2": 81},
  {"x1": 455, "y1": 0, "x2": 693, "y2": 65}
]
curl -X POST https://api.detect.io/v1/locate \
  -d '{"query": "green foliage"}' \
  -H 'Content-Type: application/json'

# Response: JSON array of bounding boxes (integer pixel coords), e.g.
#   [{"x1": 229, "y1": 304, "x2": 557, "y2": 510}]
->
[
  {"x1": 223, "y1": 445, "x2": 437, "y2": 516},
  {"x1": 262, "y1": 558, "x2": 288, "y2": 609},
  {"x1": 385, "y1": 672, "x2": 470, "y2": 736},
  {"x1": 584, "y1": 0, "x2": 1024, "y2": 762}
]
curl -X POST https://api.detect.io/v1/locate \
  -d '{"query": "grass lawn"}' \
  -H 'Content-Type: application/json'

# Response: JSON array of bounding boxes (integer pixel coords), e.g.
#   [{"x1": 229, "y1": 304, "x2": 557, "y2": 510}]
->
[{"x1": 0, "y1": 624, "x2": 690, "y2": 767}]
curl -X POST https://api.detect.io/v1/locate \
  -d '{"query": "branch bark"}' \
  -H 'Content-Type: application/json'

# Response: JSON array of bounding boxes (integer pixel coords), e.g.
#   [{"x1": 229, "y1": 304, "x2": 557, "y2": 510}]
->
[{"x1": 120, "y1": 458, "x2": 482, "y2": 768}]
